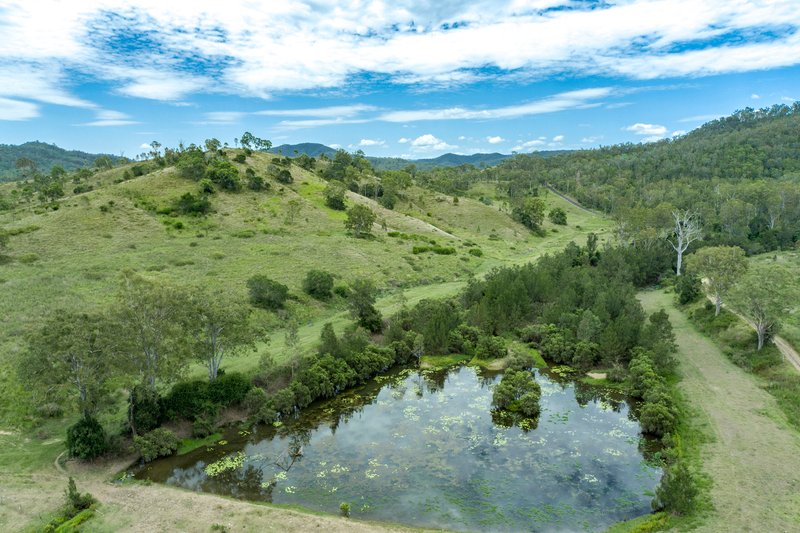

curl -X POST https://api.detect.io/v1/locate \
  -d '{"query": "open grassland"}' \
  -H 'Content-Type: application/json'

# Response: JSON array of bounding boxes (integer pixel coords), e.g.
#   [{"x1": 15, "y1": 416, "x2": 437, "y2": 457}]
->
[{"x1": 639, "y1": 290, "x2": 800, "y2": 532}]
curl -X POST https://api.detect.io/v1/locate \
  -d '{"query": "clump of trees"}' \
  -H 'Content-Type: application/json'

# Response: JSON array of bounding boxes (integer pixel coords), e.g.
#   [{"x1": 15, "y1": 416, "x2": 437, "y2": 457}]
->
[
  {"x1": 345, "y1": 204, "x2": 376, "y2": 238},
  {"x1": 492, "y1": 369, "x2": 541, "y2": 418}
]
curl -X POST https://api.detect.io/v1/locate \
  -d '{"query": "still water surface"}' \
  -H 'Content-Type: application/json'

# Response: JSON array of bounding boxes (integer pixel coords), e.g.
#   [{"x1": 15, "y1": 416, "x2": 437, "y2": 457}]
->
[{"x1": 135, "y1": 366, "x2": 660, "y2": 532}]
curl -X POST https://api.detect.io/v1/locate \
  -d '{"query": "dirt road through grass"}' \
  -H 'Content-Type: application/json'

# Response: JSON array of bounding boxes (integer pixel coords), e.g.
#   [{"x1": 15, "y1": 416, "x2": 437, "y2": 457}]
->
[{"x1": 639, "y1": 290, "x2": 800, "y2": 531}]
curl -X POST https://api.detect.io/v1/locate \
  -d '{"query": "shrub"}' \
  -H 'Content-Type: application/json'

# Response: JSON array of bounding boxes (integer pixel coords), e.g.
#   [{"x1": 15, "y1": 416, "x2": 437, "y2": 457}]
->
[
  {"x1": 233, "y1": 153, "x2": 246, "y2": 163},
  {"x1": 192, "y1": 413, "x2": 217, "y2": 438},
  {"x1": 133, "y1": 428, "x2": 179, "y2": 462},
  {"x1": 345, "y1": 204, "x2": 377, "y2": 238},
  {"x1": 276, "y1": 169, "x2": 293, "y2": 184},
  {"x1": 468, "y1": 248, "x2": 484, "y2": 257},
  {"x1": 548, "y1": 207, "x2": 567, "y2": 225},
  {"x1": 129, "y1": 385, "x2": 162, "y2": 435},
  {"x1": 448, "y1": 324, "x2": 482, "y2": 354},
  {"x1": 207, "y1": 372, "x2": 251, "y2": 406},
  {"x1": 64, "y1": 477, "x2": 95, "y2": 515},
  {"x1": 66, "y1": 416, "x2": 107, "y2": 460},
  {"x1": 340, "y1": 502, "x2": 351, "y2": 517},
  {"x1": 303, "y1": 269, "x2": 334, "y2": 300},
  {"x1": 247, "y1": 275, "x2": 289, "y2": 310},
  {"x1": 475, "y1": 335, "x2": 507, "y2": 360},
  {"x1": 332, "y1": 284, "x2": 350, "y2": 298},
  {"x1": 173, "y1": 192, "x2": 211, "y2": 215},
  {"x1": 323, "y1": 182, "x2": 347, "y2": 210},
  {"x1": 205, "y1": 159, "x2": 241, "y2": 191},
  {"x1": 652, "y1": 461, "x2": 698, "y2": 515},
  {"x1": 676, "y1": 274, "x2": 702, "y2": 305},
  {"x1": 246, "y1": 170, "x2": 266, "y2": 191},
  {"x1": 412, "y1": 245, "x2": 456, "y2": 255},
  {"x1": 161, "y1": 380, "x2": 209, "y2": 420}
]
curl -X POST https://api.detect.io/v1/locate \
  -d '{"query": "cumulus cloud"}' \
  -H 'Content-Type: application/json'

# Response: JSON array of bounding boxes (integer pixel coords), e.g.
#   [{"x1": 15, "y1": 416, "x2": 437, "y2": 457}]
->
[
  {"x1": 552, "y1": 134, "x2": 564, "y2": 142},
  {"x1": 358, "y1": 138, "x2": 384, "y2": 147},
  {"x1": 486, "y1": 136, "x2": 504, "y2": 144},
  {"x1": 751, "y1": 93, "x2": 761, "y2": 99},
  {"x1": 410, "y1": 134, "x2": 456, "y2": 152},
  {"x1": 671, "y1": 129, "x2": 687, "y2": 137},
  {"x1": 3, "y1": 1, "x2": 800, "y2": 105},
  {"x1": 626, "y1": 123, "x2": 668, "y2": 136},
  {"x1": 398, "y1": 137, "x2": 410, "y2": 143},
  {"x1": 511, "y1": 139, "x2": 546, "y2": 152}
]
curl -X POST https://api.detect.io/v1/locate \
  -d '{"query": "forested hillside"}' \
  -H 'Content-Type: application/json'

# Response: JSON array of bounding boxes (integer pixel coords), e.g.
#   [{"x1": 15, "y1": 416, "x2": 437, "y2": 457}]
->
[
  {"x1": 0, "y1": 141, "x2": 124, "y2": 182},
  {"x1": 414, "y1": 102, "x2": 800, "y2": 255}
]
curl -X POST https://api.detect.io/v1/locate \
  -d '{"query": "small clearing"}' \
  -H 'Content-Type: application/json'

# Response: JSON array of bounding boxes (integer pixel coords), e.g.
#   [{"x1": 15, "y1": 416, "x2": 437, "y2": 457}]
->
[{"x1": 639, "y1": 290, "x2": 800, "y2": 532}]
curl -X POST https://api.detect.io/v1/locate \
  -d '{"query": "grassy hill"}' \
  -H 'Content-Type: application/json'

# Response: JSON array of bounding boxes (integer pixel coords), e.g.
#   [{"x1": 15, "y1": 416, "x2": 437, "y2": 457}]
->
[
  {"x1": 0, "y1": 141, "x2": 124, "y2": 182},
  {"x1": 0, "y1": 149, "x2": 609, "y2": 425}
]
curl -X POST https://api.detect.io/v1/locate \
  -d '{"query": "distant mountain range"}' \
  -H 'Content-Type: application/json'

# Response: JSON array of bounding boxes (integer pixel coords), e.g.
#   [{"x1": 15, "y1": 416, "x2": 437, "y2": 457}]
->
[
  {"x1": 0, "y1": 141, "x2": 124, "y2": 182},
  {"x1": 271, "y1": 142, "x2": 570, "y2": 170}
]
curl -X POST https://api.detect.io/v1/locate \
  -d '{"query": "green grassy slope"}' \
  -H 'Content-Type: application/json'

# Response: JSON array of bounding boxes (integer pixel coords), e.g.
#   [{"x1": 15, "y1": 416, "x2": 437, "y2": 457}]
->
[{"x1": 0, "y1": 150, "x2": 611, "y2": 426}]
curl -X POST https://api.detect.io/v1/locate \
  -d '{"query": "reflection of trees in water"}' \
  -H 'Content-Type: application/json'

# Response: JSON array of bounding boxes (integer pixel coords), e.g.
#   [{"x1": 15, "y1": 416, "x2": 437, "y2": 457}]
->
[
  {"x1": 572, "y1": 382, "x2": 624, "y2": 411},
  {"x1": 491, "y1": 408, "x2": 539, "y2": 432},
  {"x1": 214, "y1": 464, "x2": 271, "y2": 501}
]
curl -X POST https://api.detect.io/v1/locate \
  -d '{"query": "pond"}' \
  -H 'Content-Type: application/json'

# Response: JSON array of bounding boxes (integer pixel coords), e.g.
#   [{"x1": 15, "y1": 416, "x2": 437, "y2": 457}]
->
[{"x1": 134, "y1": 366, "x2": 661, "y2": 532}]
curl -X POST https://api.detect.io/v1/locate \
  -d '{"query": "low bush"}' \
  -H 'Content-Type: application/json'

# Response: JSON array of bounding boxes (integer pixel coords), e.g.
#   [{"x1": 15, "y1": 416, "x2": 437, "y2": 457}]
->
[
  {"x1": 303, "y1": 269, "x2": 334, "y2": 300},
  {"x1": 208, "y1": 372, "x2": 251, "y2": 406},
  {"x1": 247, "y1": 275, "x2": 289, "y2": 310},
  {"x1": 133, "y1": 428, "x2": 179, "y2": 462},
  {"x1": 66, "y1": 416, "x2": 107, "y2": 460}
]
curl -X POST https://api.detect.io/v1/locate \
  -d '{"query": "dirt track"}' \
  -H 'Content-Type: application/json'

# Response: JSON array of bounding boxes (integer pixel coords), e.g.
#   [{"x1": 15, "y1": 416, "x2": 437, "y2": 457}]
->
[{"x1": 639, "y1": 290, "x2": 800, "y2": 532}]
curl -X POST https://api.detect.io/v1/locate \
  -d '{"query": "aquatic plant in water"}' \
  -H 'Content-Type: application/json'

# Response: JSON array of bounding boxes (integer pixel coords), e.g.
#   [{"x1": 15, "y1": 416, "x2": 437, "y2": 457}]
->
[{"x1": 204, "y1": 451, "x2": 246, "y2": 477}]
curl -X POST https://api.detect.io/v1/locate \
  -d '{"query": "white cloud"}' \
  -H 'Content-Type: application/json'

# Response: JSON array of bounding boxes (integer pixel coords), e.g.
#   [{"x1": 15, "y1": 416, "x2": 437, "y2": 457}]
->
[
  {"x1": 358, "y1": 138, "x2": 384, "y2": 147},
  {"x1": 410, "y1": 134, "x2": 456, "y2": 152},
  {"x1": 511, "y1": 139, "x2": 546, "y2": 152},
  {"x1": 256, "y1": 105, "x2": 376, "y2": 117},
  {"x1": 486, "y1": 136, "x2": 504, "y2": 144},
  {"x1": 552, "y1": 134, "x2": 564, "y2": 142},
  {"x1": 2, "y1": 1, "x2": 800, "y2": 105},
  {"x1": 626, "y1": 123, "x2": 668, "y2": 136},
  {"x1": 0, "y1": 97, "x2": 38, "y2": 120},
  {"x1": 671, "y1": 129, "x2": 687, "y2": 136},
  {"x1": 751, "y1": 93, "x2": 760, "y2": 99},
  {"x1": 398, "y1": 137, "x2": 410, "y2": 143},
  {"x1": 581, "y1": 136, "x2": 602, "y2": 143},
  {"x1": 782, "y1": 96, "x2": 797, "y2": 102},
  {"x1": 381, "y1": 88, "x2": 612, "y2": 122},
  {"x1": 79, "y1": 119, "x2": 139, "y2": 127},
  {"x1": 204, "y1": 111, "x2": 247, "y2": 123},
  {"x1": 139, "y1": 143, "x2": 152, "y2": 149}
]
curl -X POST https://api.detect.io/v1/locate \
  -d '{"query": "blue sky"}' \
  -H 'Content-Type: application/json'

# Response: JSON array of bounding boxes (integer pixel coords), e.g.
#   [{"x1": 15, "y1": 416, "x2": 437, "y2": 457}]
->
[{"x1": 1, "y1": 0, "x2": 799, "y2": 159}]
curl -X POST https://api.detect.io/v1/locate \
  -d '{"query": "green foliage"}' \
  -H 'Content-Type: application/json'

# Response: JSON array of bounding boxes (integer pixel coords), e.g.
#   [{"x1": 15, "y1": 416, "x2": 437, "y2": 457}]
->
[
  {"x1": 276, "y1": 169, "x2": 293, "y2": 184},
  {"x1": 347, "y1": 279, "x2": 382, "y2": 332},
  {"x1": 245, "y1": 168, "x2": 266, "y2": 191},
  {"x1": 303, "y1": 269, "x2": 334, "y2": 300},
  {"x1": 512, "y1": 197, "x2": 546, "y2": 231},
  {"x1": 548, "y1": 207, "x2": 567, "y2": 225},
  {"x1": 233, "y1": 153, "x2": 247, "y2": 163},
  {"x1": 653, "y1": 461, "x2": 698, "y2": 516},
  {"x1": 475, "y1": 335, "x2": 507, "y2": 360},
  {"x1": 172, "y1": 192, "x2": 211, "y2": 215},
  {"x1": 204, "y1": 159, "x2": 241, "y2": 191},
  {"x1": 66, "y1": 416, "x2": 107, "y2": 460},
  {"x1": 468, "y1": 247, "x2": 483, "y2": 257},
  {"x1": 675, "y1": 274, "x2": 702, "y2": 304},
  {"x1": 133, "y1": 428, "x2": 179, "y2": 462},
  {"x1": 318, "y1": 322, "x2": 341, "y2": 357},
  {"x1": 492, "y1": 369, "x2": 541, "y2": 417},
  {"x1": 207, "y1": 372, "x2": 251, "y2": 406},
  {"x1": 687, "y1": 245, "x2": 748, "y2": 315},
  {"x1": 344, "y1": 204, "x2": 376, "y2": 238},
  {"x1": 247, "y1": 275, "x2": 289, "y2": 310},
  {"x1": 339, "y1": 502, "x2": 351, "y2": 517},
  {"x1": 129, "y1": 385, "x2": 162, "y2": 435},
  {"x1": 323, "y1": 181, "x2": 347, "y2": 210},
  {"x1": 412, "y1": 245, "x2": 456, "y2": 255},
  {"x1": 161, "y1": 379, "x2": 209, "y2": 420},
  {"x1": 176, "y1": 147, "x2": 207, "y2": 180}
]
